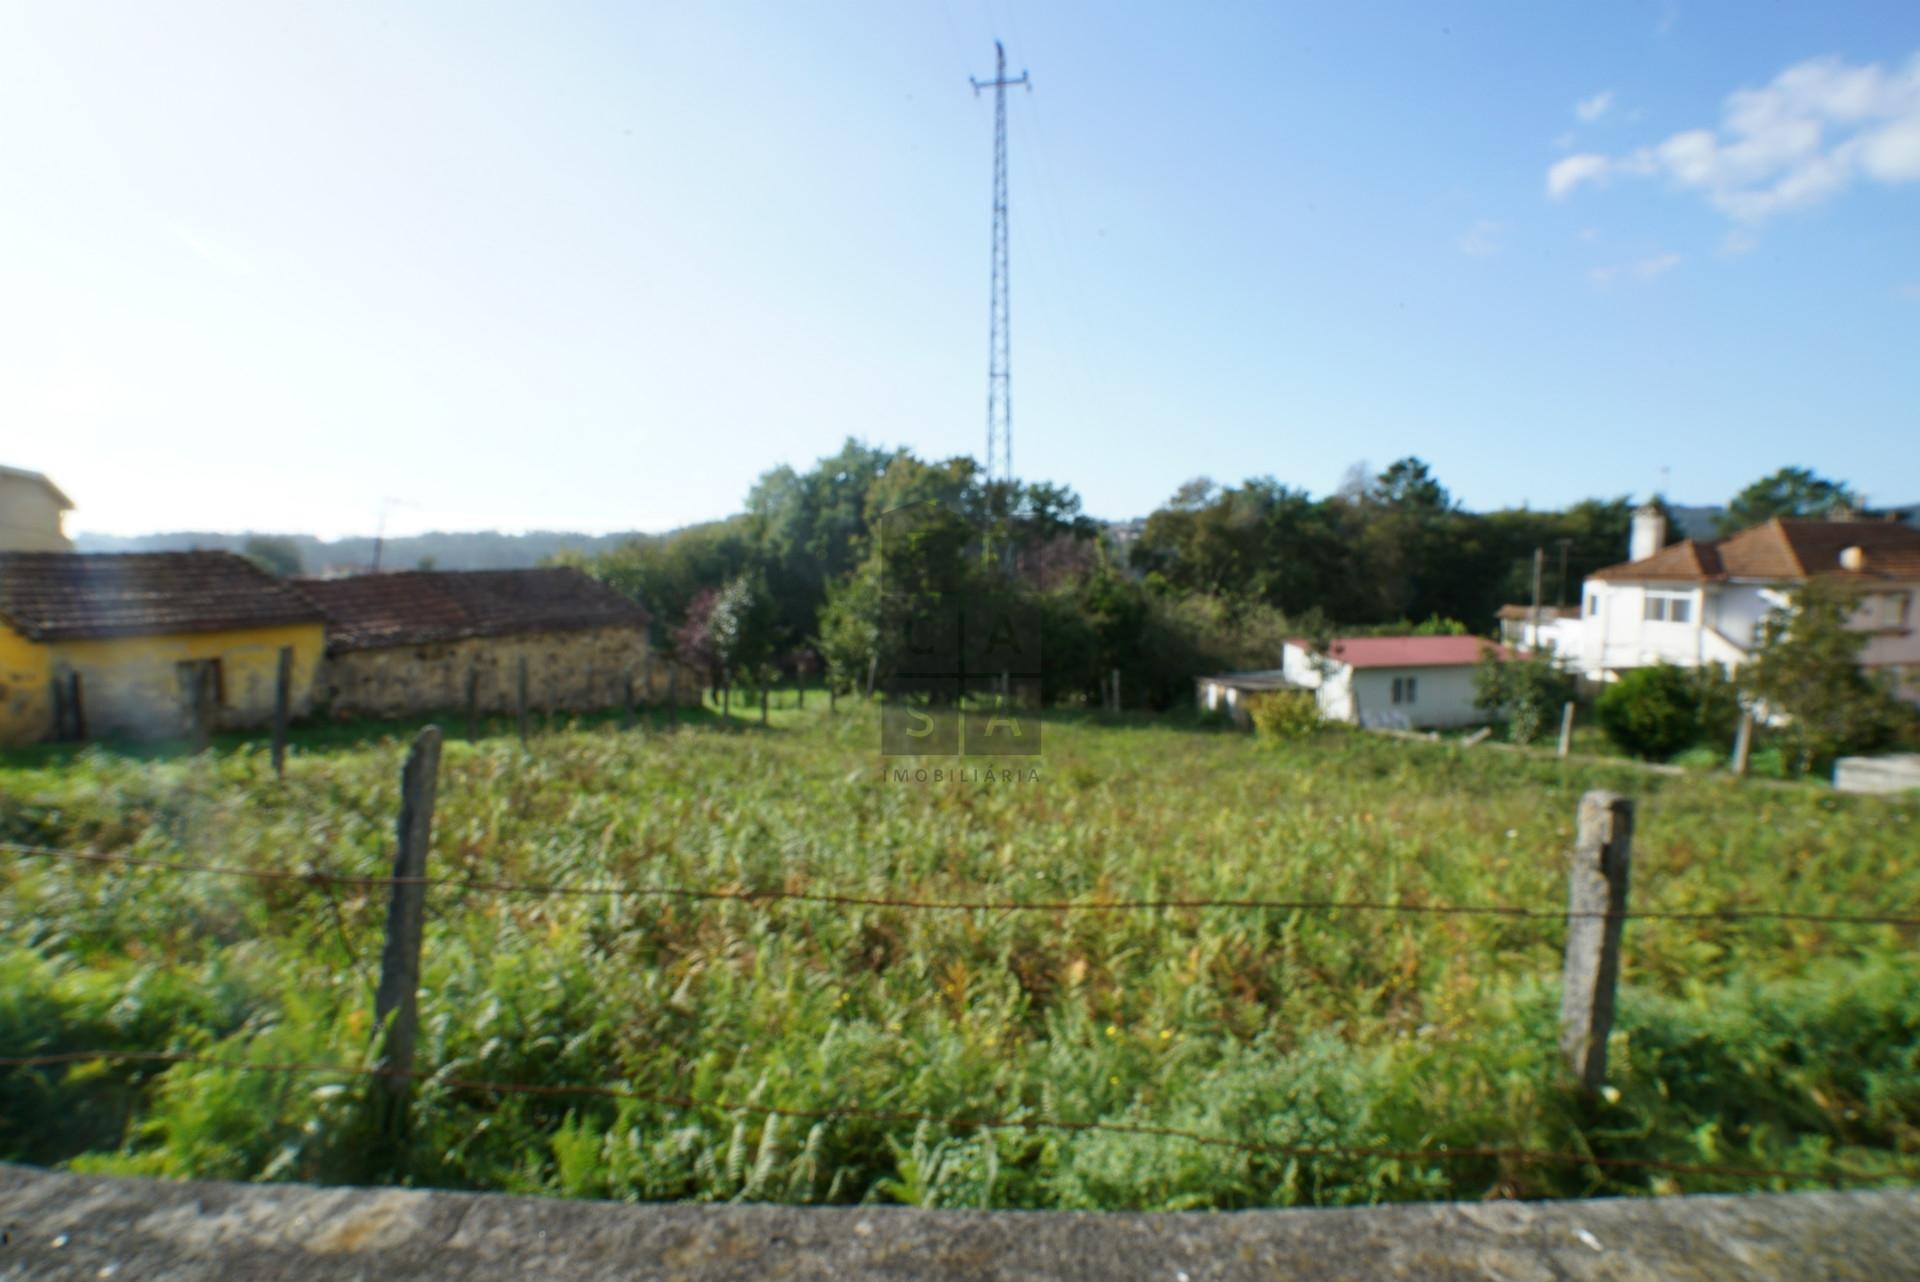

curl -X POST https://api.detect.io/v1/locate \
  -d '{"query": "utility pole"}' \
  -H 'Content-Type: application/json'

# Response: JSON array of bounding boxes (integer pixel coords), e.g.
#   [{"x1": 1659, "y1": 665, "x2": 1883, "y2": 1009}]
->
[
  {"x1": 972, "y1": 41, "x2": 1029, "y2": 486},
  {"x1": 1556, "y1": 538, "x2": 1574, "y2": 608}
]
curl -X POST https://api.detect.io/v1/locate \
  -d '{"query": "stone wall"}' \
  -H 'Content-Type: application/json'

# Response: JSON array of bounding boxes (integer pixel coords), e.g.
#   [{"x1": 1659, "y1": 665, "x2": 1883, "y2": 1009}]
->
[
  {"x1": 2, "y1": 1164, "x2": 1916, "y2": 1281},
  {"x1": 313, "y1": 626, "x2": 700, "y2": 720}
]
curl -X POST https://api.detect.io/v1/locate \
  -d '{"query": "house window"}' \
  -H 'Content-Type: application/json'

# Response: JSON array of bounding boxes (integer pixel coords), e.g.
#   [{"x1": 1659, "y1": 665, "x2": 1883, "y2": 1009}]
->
[
  {"x1": 1857, "y1": 591, "x2": 1913, "y2": 631},
  {"x1": 1586, "y1": 592, "x2": 1599, "y2": 617},
  {"x1": 1644, "y1": 590, "x2": 1692, "y2": 623},
  {"x1": 1391, "y1": 675, "x2": 1418, "y2": 705}
]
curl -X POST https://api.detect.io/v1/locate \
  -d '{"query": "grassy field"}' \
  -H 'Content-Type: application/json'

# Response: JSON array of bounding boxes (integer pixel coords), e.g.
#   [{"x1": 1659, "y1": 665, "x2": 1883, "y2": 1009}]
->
[{"x1": 2, "y1": 701, "x2": 1916, "y2": 1208}]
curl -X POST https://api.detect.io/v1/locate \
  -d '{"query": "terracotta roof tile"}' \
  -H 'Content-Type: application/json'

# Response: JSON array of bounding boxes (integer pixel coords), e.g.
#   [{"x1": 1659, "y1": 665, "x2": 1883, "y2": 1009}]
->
[
  {"x1": 297, "y1": 568, "x2": 648, "y2": 652},
  {"x1": 1590, "y1": 519, "x2": 1920, "y2": 584},
  {"x1": 1590, "y1": 539, "x2": 1723, "y2": 582},
  {"x1": 0, "y1": 551, "x2": 322, "y2": 642}
]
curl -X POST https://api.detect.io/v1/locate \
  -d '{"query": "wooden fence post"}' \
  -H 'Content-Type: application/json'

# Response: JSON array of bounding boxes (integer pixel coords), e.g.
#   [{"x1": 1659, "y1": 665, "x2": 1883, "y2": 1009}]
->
[
  {"x1": 465, "y1": 667, "x2": 479, "y2": 742},
  {"x1": 516, "y1": 657, "x2": 529, "y2": 747},
  {"x1": 1557, "y1": 701, "x2": 1575, "y2": 758},
  {"x1": 760, "y1": 682, "x2": 769, "y2": 726},
  {"x1": 271, "y1": 646, "x2": 293, "y2": 778},
  {"x1": 622, "y1": 671, "x2": 635, "y2": 731},
  {"x1": 829, "y1": 681, "x2": 837, "y2": 714},
  {"x1": 1560, "y1": 790, "x2": 1634, "y2": 1092},
  {"x1": 667, "y1": 666, "x2": 679, "y2": 729},
  {"x1": 796, "y1": 674, "x2": 805, "y2": 710},
  {"x1": 1731, "y1": 710, "x2": 1753, "y2": 778},
  {"x1": 373, "y1": 726, "x2": 441, "y2": 1137},
  {"x1": 865, "y1": 654, "x2": 878, "y2": 699}
]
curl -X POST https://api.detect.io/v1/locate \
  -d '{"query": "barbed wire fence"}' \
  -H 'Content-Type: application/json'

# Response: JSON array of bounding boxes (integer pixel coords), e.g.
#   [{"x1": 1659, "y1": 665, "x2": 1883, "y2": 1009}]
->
[{"x1": 4, "y1": 724, "x2": 1917, "y2": 1195}]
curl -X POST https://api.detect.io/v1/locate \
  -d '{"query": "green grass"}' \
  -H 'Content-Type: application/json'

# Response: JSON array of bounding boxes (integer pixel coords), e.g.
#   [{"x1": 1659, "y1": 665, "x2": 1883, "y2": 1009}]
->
[{"x1": 2, "y1": 703, "x2": 1916, "y2": 1207}]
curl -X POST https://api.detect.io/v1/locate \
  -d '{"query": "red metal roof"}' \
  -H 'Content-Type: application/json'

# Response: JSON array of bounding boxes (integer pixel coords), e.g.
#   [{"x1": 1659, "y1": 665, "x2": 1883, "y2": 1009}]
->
[{"x1": 1290, "y1": 635, "x2": 1506, "y2": 669}]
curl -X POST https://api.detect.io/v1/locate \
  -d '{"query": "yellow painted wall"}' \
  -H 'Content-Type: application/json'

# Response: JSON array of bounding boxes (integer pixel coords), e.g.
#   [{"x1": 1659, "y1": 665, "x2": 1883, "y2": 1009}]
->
[
  {"x1": 48, "y1": 622, "x2": 325, "y2": 741},
  {"x1": 0, "y1": 622, "x2": 52, "y2": 745}
]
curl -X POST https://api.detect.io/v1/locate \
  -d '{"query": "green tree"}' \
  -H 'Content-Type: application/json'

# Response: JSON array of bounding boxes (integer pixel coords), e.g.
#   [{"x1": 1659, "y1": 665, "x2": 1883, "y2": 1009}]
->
[
  {"x1": 1740, "y1": 578, "x2": 1912, "y2": 773},
  {"x1": 1596, "y1": 665, "x2": 1706, "y2": 760},
  {"x1": 708, "y1": 570, "x2": 779, "y2": 689},
  {"x1": 1473, "y1": 648, "x2": 1575, "y2": 745},
  {"x1": 1719, "y1": 467, "x2": 1860, "y2": 535},
  {"x1": 241, "y1": 534, "x2": 303, "y2": 577}
]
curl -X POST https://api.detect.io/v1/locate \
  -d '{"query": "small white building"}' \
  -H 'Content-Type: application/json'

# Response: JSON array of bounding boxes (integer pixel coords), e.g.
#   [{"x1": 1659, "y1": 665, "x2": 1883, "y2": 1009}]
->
[
  {"x1": 1195, "y1": 670, "x2": 1299, "y2": 727},
  {"x1": 1280, "y1": 635, "x2": 1506, "y2": 730},
  {"x1": 1495, "y1": 605, "x2": 1582, "y2": 657},
  {"x1": 1578, "y1": 506, "x2": 1920, "y2": 705}
]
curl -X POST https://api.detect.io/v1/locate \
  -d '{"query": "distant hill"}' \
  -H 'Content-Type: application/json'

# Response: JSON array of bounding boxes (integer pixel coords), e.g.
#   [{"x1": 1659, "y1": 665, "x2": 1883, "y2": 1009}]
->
[{"x1": 71, "y1": 529, "x2": 657, "y2": 575}]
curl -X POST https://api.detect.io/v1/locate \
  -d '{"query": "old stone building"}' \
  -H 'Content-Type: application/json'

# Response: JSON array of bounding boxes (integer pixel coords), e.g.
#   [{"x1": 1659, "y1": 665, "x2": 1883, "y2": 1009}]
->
[
  {"x1": 0, "y1": 551, "x2": 325, "y2": 744},
  {"x1": 296, "y1": 567, "x2": 692, "y2": 719}
]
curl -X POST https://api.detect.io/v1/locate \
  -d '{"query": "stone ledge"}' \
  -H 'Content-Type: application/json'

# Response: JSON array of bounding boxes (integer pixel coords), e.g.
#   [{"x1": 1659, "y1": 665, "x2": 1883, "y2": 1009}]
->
[{"x1": 1, "y1": 1164, "x2": 1915, "y2": 1281}]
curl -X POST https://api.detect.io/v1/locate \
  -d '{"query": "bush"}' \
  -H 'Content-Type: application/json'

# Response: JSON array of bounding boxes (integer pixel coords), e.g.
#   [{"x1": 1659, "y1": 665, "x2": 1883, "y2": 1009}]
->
[
  {"x1": 1595, "y1": 665, "x2": 1703, "y2": 760},
  {"x1": 1473, "y1": 649, "x2": 1575, "y2": 745},
  {"x1": 1247, "y1": 690, "x2": 1324, "y2": 742}
]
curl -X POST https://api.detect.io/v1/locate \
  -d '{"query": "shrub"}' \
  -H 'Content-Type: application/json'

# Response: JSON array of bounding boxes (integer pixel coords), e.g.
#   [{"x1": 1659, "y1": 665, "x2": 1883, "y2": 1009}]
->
[
  {"x1": 1247, "y1": 690, "x2": 1323, "y2": 742},
  {"x1": 1595, "y1": 665, "x2": 1702, "y2": 760},
  {"x1": 1472, "y1": 649, "x2": 1575, "y2": 745}
]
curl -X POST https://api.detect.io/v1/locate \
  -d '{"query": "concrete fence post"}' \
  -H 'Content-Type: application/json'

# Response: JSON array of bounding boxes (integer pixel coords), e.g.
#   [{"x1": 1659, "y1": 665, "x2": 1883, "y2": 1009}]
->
[
  {"x1": 464, "y1": 667, "x2": 479, "y2": 742},
  {"x1": 271, "y1": 646, "x2": 293, "y2": 778},
  {"x1": 1731, "y1": 710, "x2": 1754, "y2": 778},
  {"x1": 373, "y1": 726, "x2": 441, "y2": 1137},
  {"x1": 1559, "y1": 790, "x2": 1634, "y2": 1092},
  {"x1": 1557, "y1": 701, "x2": 1575, "y2": 758}
]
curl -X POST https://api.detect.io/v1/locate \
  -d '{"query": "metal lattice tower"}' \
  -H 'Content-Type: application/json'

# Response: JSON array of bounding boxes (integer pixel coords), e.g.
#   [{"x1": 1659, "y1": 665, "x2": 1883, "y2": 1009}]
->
[{"x1": 972, "y1": 41, "x2": 1028, "y2": 485}]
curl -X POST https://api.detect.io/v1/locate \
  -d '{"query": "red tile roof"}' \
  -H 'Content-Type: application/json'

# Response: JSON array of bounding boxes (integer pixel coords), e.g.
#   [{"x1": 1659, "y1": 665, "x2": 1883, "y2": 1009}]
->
[
  {"x1": 0, "y1": 551, "x2": 322, "y2": 642},
  {"x1": 296, "y1": 568, "x2": 648, "y2": 652},
  {"x1": 1591, "y1": 518, "x2": 1920, "y2": 584},
  {"x1": 1290, "y1": 635, "x2": 1506, "y2": 669}
]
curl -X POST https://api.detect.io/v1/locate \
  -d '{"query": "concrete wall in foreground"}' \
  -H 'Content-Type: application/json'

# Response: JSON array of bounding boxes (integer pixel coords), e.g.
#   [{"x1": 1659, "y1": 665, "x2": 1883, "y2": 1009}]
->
[{"x1": 2, "y1": 1164, "x2": 1916, "y2": 1282}]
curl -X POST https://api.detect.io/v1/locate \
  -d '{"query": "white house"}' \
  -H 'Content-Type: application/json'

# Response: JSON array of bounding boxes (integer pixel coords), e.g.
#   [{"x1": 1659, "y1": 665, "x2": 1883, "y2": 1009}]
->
[
  {"x1": 1577, "y1": 505, "x2": 1920, "y2": 705},
  {"x1": 1280, "y1": 635, "x2": 1506, "y2": 730}
]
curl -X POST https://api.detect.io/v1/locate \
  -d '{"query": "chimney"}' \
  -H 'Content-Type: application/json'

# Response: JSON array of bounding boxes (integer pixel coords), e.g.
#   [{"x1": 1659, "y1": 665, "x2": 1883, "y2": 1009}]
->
[{"x1": 1630, "y1": 502, "x2": 1667, "y2": 562}]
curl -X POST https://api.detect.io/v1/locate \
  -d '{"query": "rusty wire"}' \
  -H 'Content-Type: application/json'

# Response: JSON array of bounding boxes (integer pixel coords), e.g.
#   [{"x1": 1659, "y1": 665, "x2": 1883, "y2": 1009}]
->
[{"x1": 5, "y1": 841, "x2": 1916, "y2": 928}]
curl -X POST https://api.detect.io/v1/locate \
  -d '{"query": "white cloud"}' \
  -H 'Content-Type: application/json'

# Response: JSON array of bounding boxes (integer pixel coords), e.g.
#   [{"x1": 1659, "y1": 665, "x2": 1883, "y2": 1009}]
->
[
  {"x1": 1458, "y1": 219, "x2": 1504, "y2": 257},
  {"x1": 1546, "y1": 50, "x2": 1920, "y2": 220},
  {"x1": 1548, "y1": 153, "x2": 1612, "y2": 198},
  {"x1": 1576, "y1": 90, "x2": 1615, "y2": 123},
  {"x1": 1899, "y1": 282, "x2": 1920, "y2": 301},
  {"x1": 1720, "y1": 227, "x2": 1761, "y2": 255},
  {"x1": 1589, "y1": 252, "x2": 1683, "y2": 286}
]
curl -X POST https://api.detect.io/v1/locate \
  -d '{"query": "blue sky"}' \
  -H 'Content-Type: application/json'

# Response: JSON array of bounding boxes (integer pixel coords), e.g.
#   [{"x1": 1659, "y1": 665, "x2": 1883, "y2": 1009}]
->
[{"x1": 3, "y1": 2, "x2": 1917, "y2": 538}]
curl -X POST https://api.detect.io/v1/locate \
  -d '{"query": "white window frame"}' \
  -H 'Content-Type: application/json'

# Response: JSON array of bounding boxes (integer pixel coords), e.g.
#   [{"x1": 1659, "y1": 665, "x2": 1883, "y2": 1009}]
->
[{"x1": 1644, "y1": 589, "x2": 1693, "y2": 624}]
